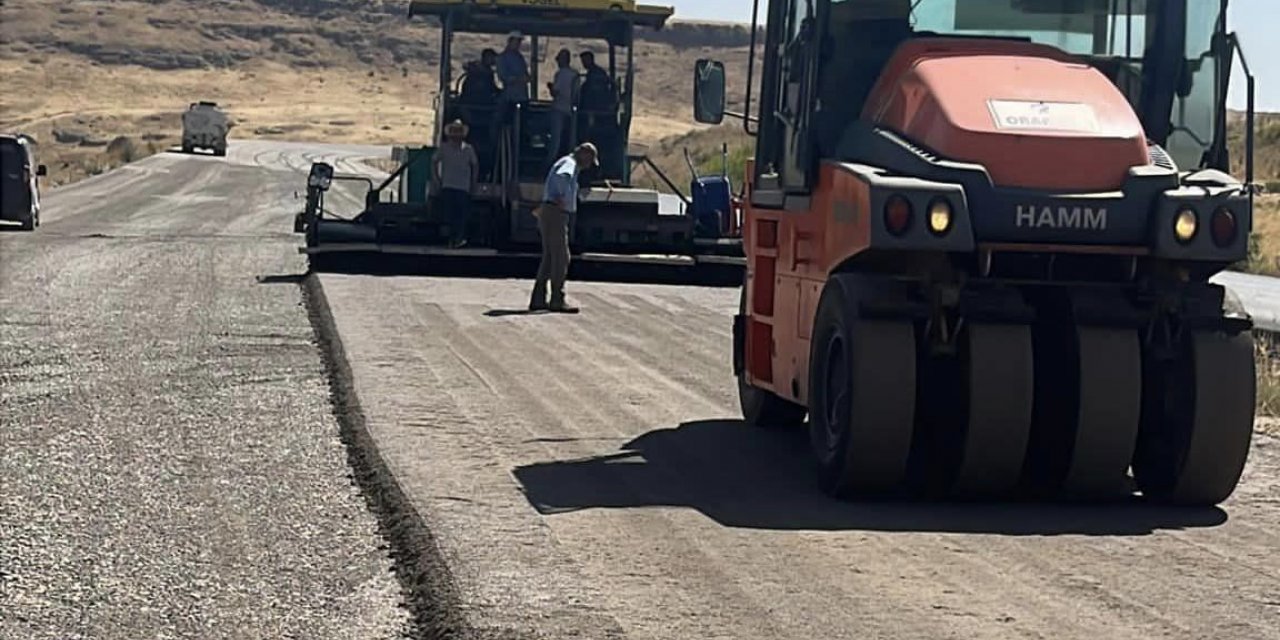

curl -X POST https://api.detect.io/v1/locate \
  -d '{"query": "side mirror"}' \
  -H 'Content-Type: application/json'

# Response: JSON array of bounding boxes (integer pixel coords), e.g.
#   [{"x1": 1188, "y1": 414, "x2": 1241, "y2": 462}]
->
[
  {"x1": 307, "y1": 162, "x2": 334, "y2": 191},
  {"x1": 693, "y1": 59, "x2": 727, "y2": 125},
  {"x1": 36, "y1": 165, "x2": 47, "y2": 177}
]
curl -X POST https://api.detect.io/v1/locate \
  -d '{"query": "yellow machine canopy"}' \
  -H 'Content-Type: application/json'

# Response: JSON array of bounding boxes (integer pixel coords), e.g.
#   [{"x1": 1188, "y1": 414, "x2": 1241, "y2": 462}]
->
[{"x1": 408, "y1": 0, "x2": 674, "y2": 40}]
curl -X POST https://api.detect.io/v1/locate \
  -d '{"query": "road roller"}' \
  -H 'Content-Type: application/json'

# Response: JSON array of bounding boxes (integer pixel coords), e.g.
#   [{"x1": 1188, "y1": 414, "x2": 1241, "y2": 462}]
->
[{"x1": 695, "y1": 0, "x2": 1260, "y2": 505}]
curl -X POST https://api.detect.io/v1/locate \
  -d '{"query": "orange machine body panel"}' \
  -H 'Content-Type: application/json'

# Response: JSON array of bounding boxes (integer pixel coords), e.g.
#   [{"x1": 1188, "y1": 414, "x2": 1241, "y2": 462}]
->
[
  {"x1": 742, "y1": 162, "x2": 872, "y2": 404},
  {"x1": 744, "y1": 38, "x2": 1158, "y2": 406},
  {"x1": 862, "y1": 38, "x2": 1148, "y2": 192}
]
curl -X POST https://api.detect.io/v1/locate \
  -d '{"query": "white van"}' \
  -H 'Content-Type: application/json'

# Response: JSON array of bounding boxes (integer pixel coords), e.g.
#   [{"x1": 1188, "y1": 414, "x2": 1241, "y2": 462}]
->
[{"x1": 181, "y1": 102, "x2": 230, "y2": 156}]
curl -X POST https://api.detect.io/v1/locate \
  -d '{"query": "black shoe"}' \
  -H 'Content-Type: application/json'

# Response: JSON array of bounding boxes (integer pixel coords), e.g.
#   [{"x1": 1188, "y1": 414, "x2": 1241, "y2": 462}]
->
[
  {"x1": 549, "y1": 301, "x2": 579, "y2": 314},
  {"x1": 529, "y1": 299, "x2": 549, "y2": 312}
]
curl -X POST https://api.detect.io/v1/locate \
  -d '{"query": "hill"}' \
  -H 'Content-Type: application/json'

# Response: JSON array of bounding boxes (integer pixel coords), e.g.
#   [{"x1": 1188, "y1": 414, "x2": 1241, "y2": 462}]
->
[{"x1": 0, "y1": 0, "x2": 757, "y2": 184}]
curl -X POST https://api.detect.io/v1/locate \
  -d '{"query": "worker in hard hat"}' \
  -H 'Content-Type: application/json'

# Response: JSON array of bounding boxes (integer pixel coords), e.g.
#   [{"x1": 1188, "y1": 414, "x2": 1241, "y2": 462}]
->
[{"x1": 530, "y1": 142, "x2": 598, "y2": 314}]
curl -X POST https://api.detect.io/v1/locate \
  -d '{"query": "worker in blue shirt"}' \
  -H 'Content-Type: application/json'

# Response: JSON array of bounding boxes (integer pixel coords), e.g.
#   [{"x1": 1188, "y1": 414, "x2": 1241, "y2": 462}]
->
[
  {"x1": 496, "y1": 31, "x2": 530, "y2": 129},
  {"x1": 530, "y1": 142, "x2": 598, "y2": 313}
]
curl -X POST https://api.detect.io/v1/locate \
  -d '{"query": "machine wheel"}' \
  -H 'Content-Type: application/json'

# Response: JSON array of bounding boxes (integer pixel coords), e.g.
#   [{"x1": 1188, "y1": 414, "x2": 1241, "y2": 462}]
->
[
  {"x1": 735, "y1": 287, "x2": 806, "y2": 429},
  {"x1": 946, "y1": 323, "x2": 1035, "y2": 498},
  {"x1": 1024, "y1": 298, "x2": 1143, "y2": 500},
  {"x1": 19, "y1": 208, "x2": 36, "y2": 231},
  {"x1": 304, "y1": 211, "x2": 320, "y2": 249},
  {"x1": 807, "y1": 275, "x2": 916, "y2": 498},
  {"x1": 739, "y1": 380, "x2": 807, "y2": 429},
  {"x1": 1133, "y1": 330, "x2": 1255, "y2": 506}
]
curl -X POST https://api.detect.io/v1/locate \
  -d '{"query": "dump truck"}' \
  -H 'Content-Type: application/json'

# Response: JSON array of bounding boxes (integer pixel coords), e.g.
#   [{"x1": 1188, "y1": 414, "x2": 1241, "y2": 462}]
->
[
  {"x1": 293, "y1": 0, "x2": 743, "y2": 274},
  {"x1": 181, "y1": 101, "x2": 229, "y2": 156},
  {"x1": 695, "y1": 0, "x2": 1259, "y2": 505}
]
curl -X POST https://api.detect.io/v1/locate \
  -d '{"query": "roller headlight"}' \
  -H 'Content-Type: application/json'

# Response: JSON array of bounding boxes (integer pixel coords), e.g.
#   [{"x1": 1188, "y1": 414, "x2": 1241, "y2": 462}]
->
[
  {"x1": 927, "y1": 198, "x2": 953, "y2": 236},
  {"x1": 1174, "y1": 207, "x2": 1198, "y2": 244}
]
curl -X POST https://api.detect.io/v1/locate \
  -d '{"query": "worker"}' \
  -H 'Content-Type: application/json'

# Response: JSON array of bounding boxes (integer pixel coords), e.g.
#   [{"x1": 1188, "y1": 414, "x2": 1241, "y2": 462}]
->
[
  {"x1": 459, "y1": 49, "x2": 499, "y2": 106},
  {"x1": 459, "y1": 48, "x2": 500, "y2": 180},
  {"x1": 546, "y1": 48, "x2": 579, "y2": 158},
  {"x1": 577, "y1": 51, "x2": 615, "y2": 114},
  {"x1": 432, "y1": 119, "x2": 479, "y2": 249},
  {"x1": 530, "y1": 142, "x2": 598, "y2": 313},
  {"x1": 576, "y1": 50, "x2": 616, "y2": 174},
  {"x1": 497, "y1": 31, "x2": 530, "y2": 124}
]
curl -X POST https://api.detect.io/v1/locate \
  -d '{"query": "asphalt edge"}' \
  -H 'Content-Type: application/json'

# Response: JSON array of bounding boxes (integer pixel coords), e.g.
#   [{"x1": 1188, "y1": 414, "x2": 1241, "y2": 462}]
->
[{"x1": 301, "y1": 272, "x2": 474, "y2": 640}]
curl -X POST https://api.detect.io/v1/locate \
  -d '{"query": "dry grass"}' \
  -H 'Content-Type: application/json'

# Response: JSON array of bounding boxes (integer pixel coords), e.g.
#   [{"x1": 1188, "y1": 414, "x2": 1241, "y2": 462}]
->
[
  {"x1": 1240, "y1": 196, "x2": 1280, "y2": 275},
  {"x1": 632, "y1": 125, "x2": 752, "y2": 194},
  {"x1": 1256, "y1": 333, "x2": 1280, "y2": 421},
  {"x1": 1, "y1": 56, "x2": 440, "y2": 185},
  {"x1": 1259, "y1": 418, "x2": 1280, "y2": 437}
]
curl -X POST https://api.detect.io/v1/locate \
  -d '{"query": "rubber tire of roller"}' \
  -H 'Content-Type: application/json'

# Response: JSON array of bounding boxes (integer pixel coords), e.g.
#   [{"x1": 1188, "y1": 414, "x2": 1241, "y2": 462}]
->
[
  {"x1": 1134, "y1": 330, "x2": 1255, "y2": 506},
  {"x1": 807, "y1": 275, "x2": 916, "y2": 498}
]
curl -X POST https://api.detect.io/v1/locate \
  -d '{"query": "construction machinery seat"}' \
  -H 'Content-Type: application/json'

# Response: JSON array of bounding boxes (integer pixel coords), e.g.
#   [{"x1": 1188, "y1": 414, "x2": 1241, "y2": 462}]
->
[
  {"x1": 577, "y1": 109, "x2": 625, "y2": 182},
  {"x1": 513, "y1": 102, "x2": 561, "y2": 181}
]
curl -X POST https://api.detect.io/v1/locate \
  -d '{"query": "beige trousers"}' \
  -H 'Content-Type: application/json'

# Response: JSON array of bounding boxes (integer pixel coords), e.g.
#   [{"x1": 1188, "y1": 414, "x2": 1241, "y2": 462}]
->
[{"x1": 532, "y1": 203, "x2": 570, "y2": 304}]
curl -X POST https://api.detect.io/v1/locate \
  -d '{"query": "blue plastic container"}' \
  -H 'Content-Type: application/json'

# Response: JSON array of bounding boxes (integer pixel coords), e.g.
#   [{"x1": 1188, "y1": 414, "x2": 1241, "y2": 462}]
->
[{"x1": 690, "y1": 175, "x2": 732, "y2": 238}]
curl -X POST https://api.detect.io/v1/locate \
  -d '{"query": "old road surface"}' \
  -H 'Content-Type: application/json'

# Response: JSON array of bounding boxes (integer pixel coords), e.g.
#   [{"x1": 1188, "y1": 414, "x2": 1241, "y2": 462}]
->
[
  {"x1": 0, "y1": 142, "x2": 409, "y2": 639},
  {"x1": 6, "y1": 141, "x2": 1280, "y2": 640}
]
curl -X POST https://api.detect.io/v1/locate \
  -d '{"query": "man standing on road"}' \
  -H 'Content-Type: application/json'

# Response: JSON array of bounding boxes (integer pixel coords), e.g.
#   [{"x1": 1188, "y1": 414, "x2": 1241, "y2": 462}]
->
[
  {"x1": 547, "y1": 48, "x2": 579, "y2": 159},
  {"x1": 432, "y1": 119, "x2": 478, "y2": 249},
  {"x1": 530, "y1": 143, "x2": 598, "y2": 313}
]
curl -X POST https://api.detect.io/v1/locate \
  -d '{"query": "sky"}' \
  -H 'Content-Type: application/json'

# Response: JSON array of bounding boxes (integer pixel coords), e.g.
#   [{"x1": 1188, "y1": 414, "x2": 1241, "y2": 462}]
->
[{"x1": 666, "y1": 0, "x2": 1277, "y2": 112}]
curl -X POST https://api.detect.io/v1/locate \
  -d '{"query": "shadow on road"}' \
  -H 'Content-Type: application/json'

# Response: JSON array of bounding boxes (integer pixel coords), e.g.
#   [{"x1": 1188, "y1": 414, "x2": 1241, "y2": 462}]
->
[
  {"x1": 484, "y1": 309, "x2": 545, "y2": 317},
  {"x1": 256, "y1": 273, "x2": 307, "y2": 284},
  {"x1": 307, "y1": 252, "x2": 743, "y2": 288},
  {"x1": 513, "y1": 419, "x2": 1227, "y2": 536}
]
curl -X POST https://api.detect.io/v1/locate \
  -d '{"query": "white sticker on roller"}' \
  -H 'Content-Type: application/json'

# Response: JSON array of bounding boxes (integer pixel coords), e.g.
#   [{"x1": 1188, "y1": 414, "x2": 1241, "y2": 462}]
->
[{"x1": 988, "y1": 100, "x2": 1100, "y2": 133}]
